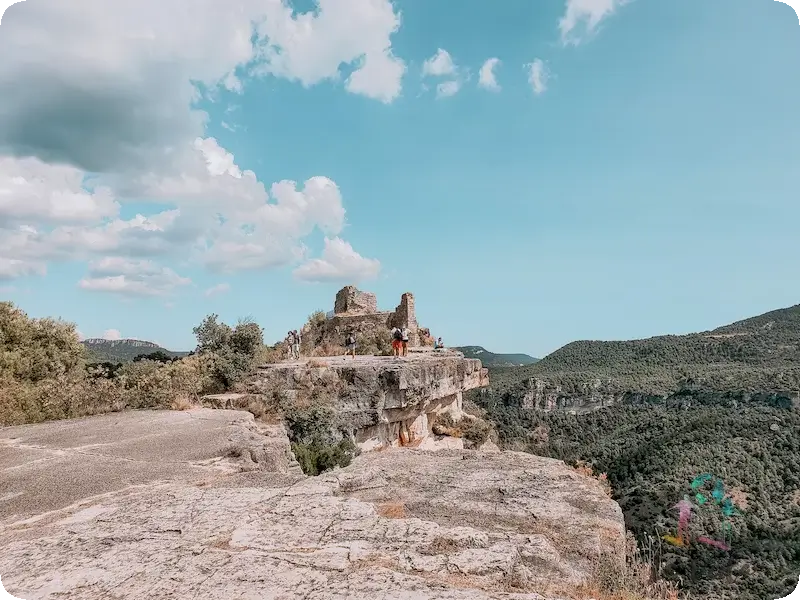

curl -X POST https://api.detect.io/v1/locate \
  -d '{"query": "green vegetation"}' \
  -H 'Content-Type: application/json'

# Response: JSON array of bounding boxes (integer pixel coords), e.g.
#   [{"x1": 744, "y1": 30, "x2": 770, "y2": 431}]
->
[
  {"x1": 454, "y1": 345, "x2": 539, "y2": 367},
  {"x1": 472, "y1": 303, "x2": 800, "y2": 600},
  {"x1": 497, "y1": 303, "x2": 800, "y2": 396},
  {"x1": 0, "y1": 302, "x2": 263, "y2": 426},
  {"x1": 82, "y1": 338, "x2": 188, "y2": 363},
  {"x1": 284, "y1": 404, "x2": 358, "y2": 476}
]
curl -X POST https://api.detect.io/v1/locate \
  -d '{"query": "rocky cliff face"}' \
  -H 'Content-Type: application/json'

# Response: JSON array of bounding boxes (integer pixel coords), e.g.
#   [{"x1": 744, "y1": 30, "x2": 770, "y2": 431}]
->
[
  {"x1": 244, "y1": 353, "x2": 489, "y2": 451},
  {"x1": 511, "y1": 378, "x2": 623, "y2": 412},
  {"x1": 0, "y1": 428, "x2": 625, "y2": 600}
]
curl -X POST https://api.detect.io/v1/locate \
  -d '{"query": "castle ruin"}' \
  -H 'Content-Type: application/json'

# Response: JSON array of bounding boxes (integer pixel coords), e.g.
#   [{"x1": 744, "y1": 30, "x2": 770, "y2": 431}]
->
[{"x1": 314, "y1": 286, "x2": 426, "y2": 348}]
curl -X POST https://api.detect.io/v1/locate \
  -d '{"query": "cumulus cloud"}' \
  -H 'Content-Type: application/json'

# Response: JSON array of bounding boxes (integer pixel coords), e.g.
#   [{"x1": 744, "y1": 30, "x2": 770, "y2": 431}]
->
[
  {"x1": 0, "y1": 256, "x2": 46, "y2": 281},
  {"x1": 422, "y1": 49, "x2": 457, "y2": 77},
  {"x1": 0, "y1": 0, "x2": 406, "y2": 175},
  {"x1": 421, "y1": 48, "x2": 464, "y2": 99},
  {"x1": 204, "y1": 283, "x2": 231, "y2": 297},
  {"x1": 478, "y1": 58, "x2": 501, "y2": 91},
  {"x1": 0, "y1": 156, "x2": 119, "y2": 224},
  {"x1": 0, "y1": 138, "x2": 376, "y2": 279},
  {"x1": 0, "y1": 1, "x2": 383, "y2": 288},
  {"x1": 102, "y1": 329, "x2": 122, "y2": 341},
  {"x1": 79, "y1": 257, "x2": 191, "y2": 297},
  {"x1": 526, "y1": 59, "x2": 550, "y2": 96},
  {"x1": 559, "y1": 0, "x2": 628, "y2": 45},
  {"x1": 293, "y1": 237, "x2": 380, "y2": 283},
  {"x1": 436, "y1": 81, "x2": 462, "y2": 98}
]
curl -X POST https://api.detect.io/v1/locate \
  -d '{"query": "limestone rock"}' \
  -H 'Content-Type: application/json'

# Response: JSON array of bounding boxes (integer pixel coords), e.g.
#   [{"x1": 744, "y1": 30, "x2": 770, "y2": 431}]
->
[
  {"x1": 0, "y1": 446, "x2": 624, "y2": 600},
  {"x1": 334, "y1": 285, "x2": 378, "y2": 315},
  {"x1": 247, "y1": 354, "x2": 489, "y2": 450}
]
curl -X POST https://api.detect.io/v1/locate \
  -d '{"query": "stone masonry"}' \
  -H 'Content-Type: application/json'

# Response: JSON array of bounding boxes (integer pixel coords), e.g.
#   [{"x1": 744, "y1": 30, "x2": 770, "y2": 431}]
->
[
  {"x1": 309, "y1": 286, "x2": 423, "y2": 349},
  {"x1": 334, "y1": 286, "x2": 378, "y2": 315}
]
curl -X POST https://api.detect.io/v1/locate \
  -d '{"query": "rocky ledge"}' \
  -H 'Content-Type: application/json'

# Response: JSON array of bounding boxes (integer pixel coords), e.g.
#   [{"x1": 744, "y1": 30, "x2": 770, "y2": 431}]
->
[
  {"x1": 0, "y1": 426, "x2": 624, "y2": 600},
  {"x1": 240, "y1": 352, "x2": 490, "y2": 451}
]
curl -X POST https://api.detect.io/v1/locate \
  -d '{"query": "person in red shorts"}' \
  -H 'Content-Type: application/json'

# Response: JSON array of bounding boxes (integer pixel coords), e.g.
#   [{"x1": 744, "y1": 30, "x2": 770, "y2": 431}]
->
[{"x1": 391, "y1": 326, "x2": 402, "y2": 356}]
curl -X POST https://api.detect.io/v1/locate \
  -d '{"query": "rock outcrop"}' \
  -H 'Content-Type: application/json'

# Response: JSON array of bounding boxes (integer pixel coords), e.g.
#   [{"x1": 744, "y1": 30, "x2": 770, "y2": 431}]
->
[
  {"x1": 0, "y1": 423, "x2": 625, "y2": 600},
  {"x1": 245, "y1": 353, "x2": 490, "y2": 451}
]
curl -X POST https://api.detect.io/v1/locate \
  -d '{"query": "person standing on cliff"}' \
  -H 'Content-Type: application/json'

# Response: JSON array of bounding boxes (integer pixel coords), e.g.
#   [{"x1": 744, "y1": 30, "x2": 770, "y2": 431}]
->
[
  {"x1": 291, "y1": 330, "x2": 301, "y2": 360},
  {"x1": 285, "y1": 331, "x2": 293, "y2": 360},
  {"x1": 391, "y1": 327, "x2": 402, "y2": 357},
  {"x1": 401, "y1": 325, "x2": 409, "y2": 357},
  {"x1": 345, "y1": 330, "x2": 357, "y2": 359}
]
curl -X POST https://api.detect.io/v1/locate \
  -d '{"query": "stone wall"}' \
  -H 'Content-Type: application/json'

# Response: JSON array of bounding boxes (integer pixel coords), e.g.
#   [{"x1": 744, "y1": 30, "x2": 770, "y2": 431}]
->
[
  {"x1": 334, "y1": 286, "x2": 378, "y2": 315},
  {"x1": 307, "y1": 287, "x2": 425, "y2": 351},
  {"x1": 387, "y1": 293, "x2": 419, "y2": 346}
]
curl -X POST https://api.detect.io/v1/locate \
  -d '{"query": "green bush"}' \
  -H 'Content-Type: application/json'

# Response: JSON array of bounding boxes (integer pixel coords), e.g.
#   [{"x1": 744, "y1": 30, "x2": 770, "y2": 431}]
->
[
  {"x1": 192, "y1": 314, "x2": 265, "y2": 390},
  {"x1": 291, "y1": 438, "x2": 358, "y2": 476}
]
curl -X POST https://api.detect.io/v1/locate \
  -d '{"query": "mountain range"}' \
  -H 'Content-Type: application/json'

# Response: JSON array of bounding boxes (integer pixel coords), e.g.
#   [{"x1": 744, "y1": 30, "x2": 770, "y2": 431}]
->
[
  {"x1": 453, "y1": 346, "x2": 538, "y2": 367},
  {"x1": 470, "y1": 303, "x2": 800, "y2": 600},
  {"x1": 82, "y1": 339, "x2": 188, "y2": 363},
  {"x1": 486, "y1": 303, "x2": 800, "y2": 396}
]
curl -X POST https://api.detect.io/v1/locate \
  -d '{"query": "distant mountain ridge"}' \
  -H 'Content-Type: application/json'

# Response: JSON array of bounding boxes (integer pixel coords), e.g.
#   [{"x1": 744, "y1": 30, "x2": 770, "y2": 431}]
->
[
  {"x1": 482, "y1": 303, "x2": 800, "y2": 400},
  {"x1": 82, "y1": 339, "x2": 188, "y2": 363},
  {"x1": 454, "y1": 346, "x2": 539, "y2": 367}
]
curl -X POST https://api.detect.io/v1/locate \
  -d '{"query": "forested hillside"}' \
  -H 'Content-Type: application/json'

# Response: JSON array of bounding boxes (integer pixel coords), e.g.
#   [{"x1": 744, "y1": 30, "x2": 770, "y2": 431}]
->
[{"x1": 473, "y1": 304, "x2": 800, "y2": 599}]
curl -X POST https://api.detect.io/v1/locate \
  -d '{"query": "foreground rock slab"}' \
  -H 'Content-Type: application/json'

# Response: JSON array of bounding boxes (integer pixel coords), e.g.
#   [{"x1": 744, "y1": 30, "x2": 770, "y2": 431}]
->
[
  {"x1": 0, "y1": 409, "x2": 298, "y2": 522},
  {"x1": 0, "y1": 423, "x2": 624, "y2": 599}
]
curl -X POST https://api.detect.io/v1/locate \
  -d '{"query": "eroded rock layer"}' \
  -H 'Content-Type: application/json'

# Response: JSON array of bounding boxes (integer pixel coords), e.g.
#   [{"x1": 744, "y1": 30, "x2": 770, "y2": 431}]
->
[
  {"x1": 246, "y1": 353, "x2": 489, "y2": 450},
  {"x1": 0, "y1": 439, "x2": 624, "y2": 600}
]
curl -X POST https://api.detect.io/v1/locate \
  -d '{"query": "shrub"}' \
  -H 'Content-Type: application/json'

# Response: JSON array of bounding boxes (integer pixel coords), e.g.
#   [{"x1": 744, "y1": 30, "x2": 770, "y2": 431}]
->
[
  {"x1": 0, "y1": 302, "x2": 85, "y2": 383},
  {"x1": 307, "y1": 310, "x2": 326, "y2": 328},
  {"x1": 192, "y1": 314, "x2": 265, "y2": 390},
  {"x1": 291, "y1": 438, "x2": 358, "y2": 476}
]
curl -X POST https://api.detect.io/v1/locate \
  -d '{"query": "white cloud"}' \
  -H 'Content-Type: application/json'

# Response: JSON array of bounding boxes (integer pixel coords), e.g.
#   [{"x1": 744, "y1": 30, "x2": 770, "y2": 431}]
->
[
  {"x1": 0, "y1": 138, "x2": 368, "y2": 278},
  {"x1": 0, "y1": 156, "x2": 119, "y2": 224},
  {"x1": 79, "y1": 257, "x2": 191, "y2": 297},
  {"x1": 0, "y1": 257, "x2": 46, "y2": 281},
  {"x1": 0, "y1": 2, "x2": 383, "y2": 289},
  {"x1": 436, "y1": 80, "x2": 462, "y2": 99},
  {"x1": 559, "y1": 0, "x2": 628, "y2": 45},
  {"x1": 526, "y1": 59, "x2": 550, "y2": 96},
  {"x1": 422, "y1": 49, "x2": 457, "y2": 77},
  {"x1": 421, "y1": 48, "x2": 464, "y2": 99},
  {"x1": 478, "y1": 58, "x2": 501, "y2": 91},
  {"x1": 294, "y1": 237, "x2": 380, "y2": 283},
  {"x1": 204, "y1": 283, "x2": 231, "y2": 297},
  {"x1": 102, "y1": 329, "x2": 122, "y2": 341},
  {"x1": 0, "y1": 0, "x2": 406, "y2": 176}
]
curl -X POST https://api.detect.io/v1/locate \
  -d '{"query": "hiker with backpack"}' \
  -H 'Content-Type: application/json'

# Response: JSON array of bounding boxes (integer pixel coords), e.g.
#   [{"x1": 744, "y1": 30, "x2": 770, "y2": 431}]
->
[
  {"x1": 400, "y1": 325, "x2": 409, "y2": 356},
  {"x1": 291, "y1": 330, "x2": 302, "y2": 360},
  {"x1": 344, "y1": 330, "x2": 357, "y2": 359},
  {"x1": 391, "y1": 326, "x2": 403, "y2": 356}
]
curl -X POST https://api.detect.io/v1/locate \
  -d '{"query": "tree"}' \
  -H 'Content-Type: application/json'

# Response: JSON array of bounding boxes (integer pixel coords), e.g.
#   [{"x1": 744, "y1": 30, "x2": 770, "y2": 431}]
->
[{"x1": 191, "y1": 314, "x2": 264, "y2": 390}]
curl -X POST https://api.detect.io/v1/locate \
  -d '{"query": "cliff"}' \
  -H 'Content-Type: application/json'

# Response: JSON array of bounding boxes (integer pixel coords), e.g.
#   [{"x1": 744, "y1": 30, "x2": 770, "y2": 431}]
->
[
  {"x1": 240, "y1": 352, "x2": 490, "y2": 451},
  {"x1": 0, "y1": 409, "x2": 626, "y2": 600}
]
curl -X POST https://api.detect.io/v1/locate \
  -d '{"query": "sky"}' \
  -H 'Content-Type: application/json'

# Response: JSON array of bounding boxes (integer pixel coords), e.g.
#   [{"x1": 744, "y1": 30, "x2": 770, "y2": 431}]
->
[{"x1": 0, "y1": 0, "x2": 798, "y2": 357}]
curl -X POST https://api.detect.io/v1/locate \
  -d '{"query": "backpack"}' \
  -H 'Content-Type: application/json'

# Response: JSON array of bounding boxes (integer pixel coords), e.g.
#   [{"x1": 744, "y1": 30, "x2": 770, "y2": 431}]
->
[
  {"x1": 346, "y1": 334, "x2": 355, "y2": 345},
  {"x1": 392, "y1": 328, "x2": 402, "y2": 341}
]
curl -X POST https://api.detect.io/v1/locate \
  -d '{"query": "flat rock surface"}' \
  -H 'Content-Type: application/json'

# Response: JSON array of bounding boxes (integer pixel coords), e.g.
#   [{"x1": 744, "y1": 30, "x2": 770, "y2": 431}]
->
[
  {"x1": 0, "y1": 411, "x2": 624, "y2": 599},
  {"x1": 0, "y1": 409, "x2": 295, "y2": 523}
]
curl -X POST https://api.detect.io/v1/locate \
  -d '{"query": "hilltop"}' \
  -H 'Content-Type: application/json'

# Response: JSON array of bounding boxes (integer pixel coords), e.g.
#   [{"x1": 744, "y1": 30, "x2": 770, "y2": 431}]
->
[
  {"x1": 82, "y1": 338, "x2": 189, "y2": 363},
  {"x1": 487, "y1": 303, "x2": 800, "y2": 396},
  {"x1": 453, "y1": 345, "x2": 539, "y2": 367},
  {"x1": 472, "y1": 303, "x2": 800, "y2": 600}
]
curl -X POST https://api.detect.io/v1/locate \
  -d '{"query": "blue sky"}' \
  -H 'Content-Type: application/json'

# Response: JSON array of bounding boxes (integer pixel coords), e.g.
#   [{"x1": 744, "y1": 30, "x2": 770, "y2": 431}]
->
[{"x1": 0, "y1": 0, "x2": 798, "y2": 357}]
